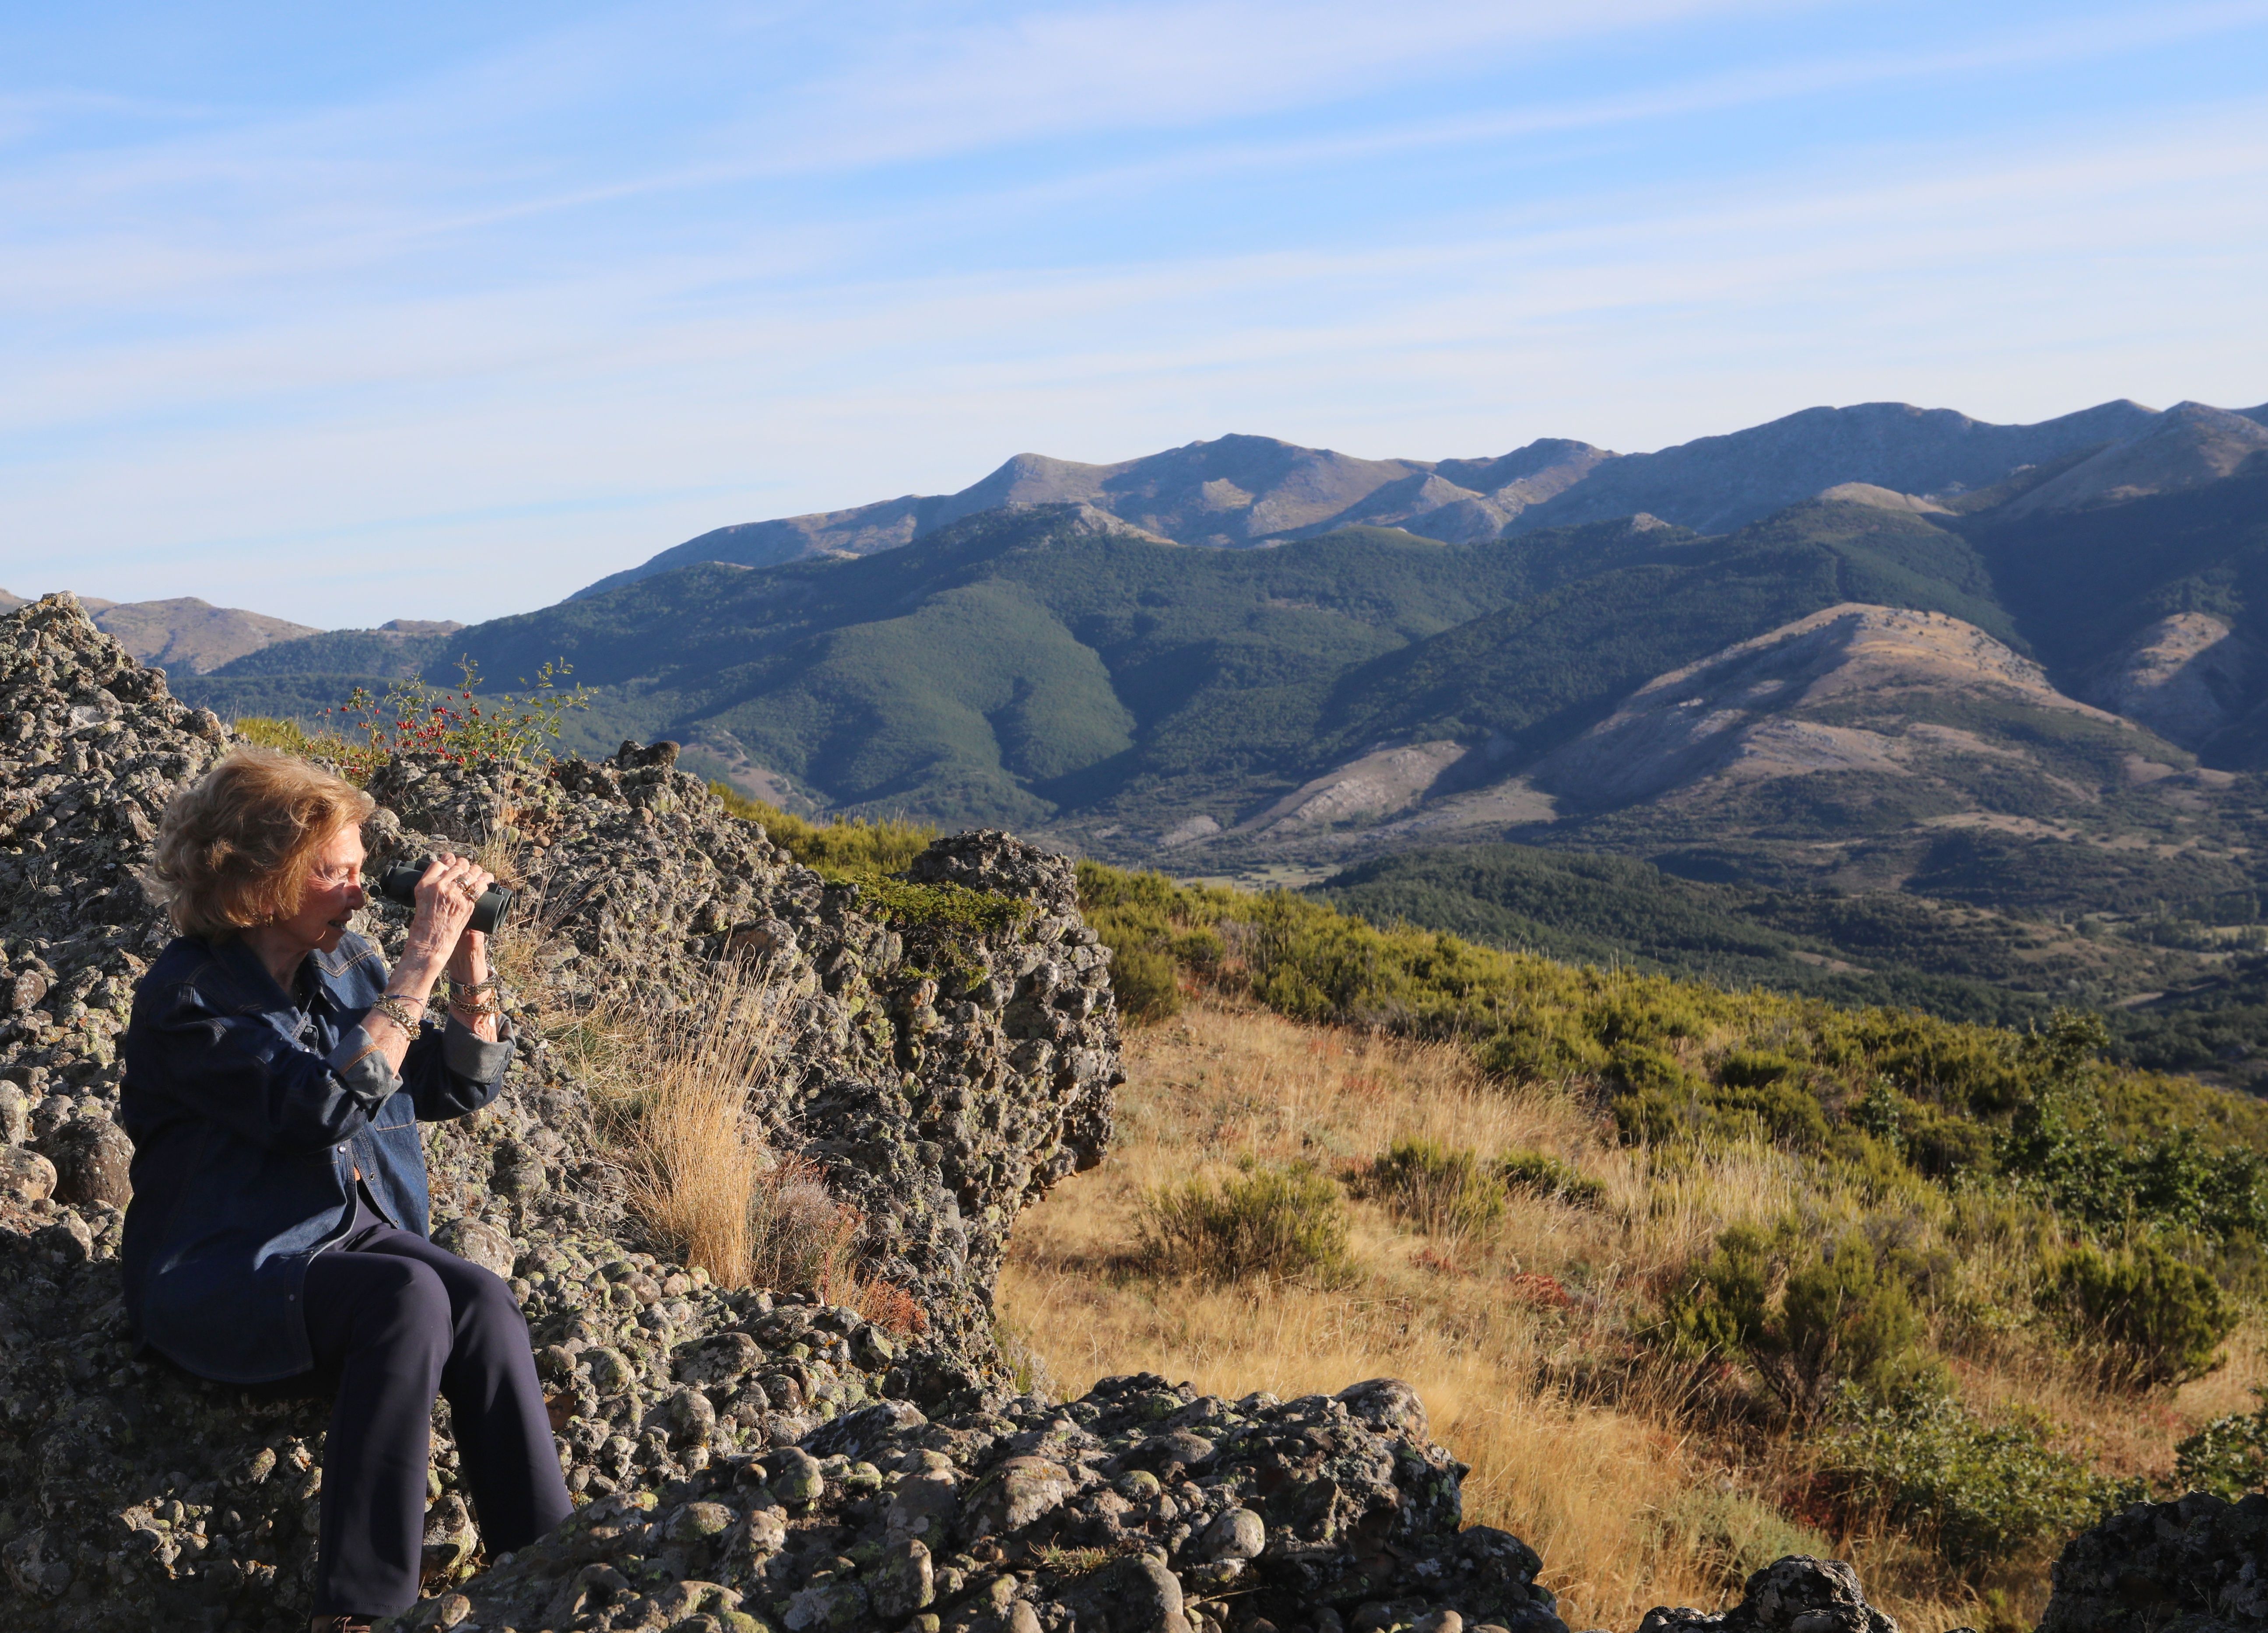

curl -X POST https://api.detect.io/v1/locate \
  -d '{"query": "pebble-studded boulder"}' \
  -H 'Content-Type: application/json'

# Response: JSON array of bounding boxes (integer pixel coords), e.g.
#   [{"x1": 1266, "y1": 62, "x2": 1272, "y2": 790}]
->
[
  {"x1": 355, "y1": 746, "x2": 1124, "y2": 1364},
  {"x1": 1635, "y1": 1558, "x2": 1905, "y2": 1633},
  {"x1": 2036, "y1": 1491, "x2": 2268, "y2": 1633},
  {"x1": 382, "y1": 1373, "x2": 1569, "y2": 1633},
  {"x1": 0, "y1": 592, "x2": 1911, "y2": 1633}
]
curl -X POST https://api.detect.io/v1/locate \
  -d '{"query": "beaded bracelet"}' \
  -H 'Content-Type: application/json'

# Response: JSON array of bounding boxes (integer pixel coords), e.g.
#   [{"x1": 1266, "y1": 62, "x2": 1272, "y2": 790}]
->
[{"x1": 368, "y1": 992, "x2": 425, "y2": 1034}]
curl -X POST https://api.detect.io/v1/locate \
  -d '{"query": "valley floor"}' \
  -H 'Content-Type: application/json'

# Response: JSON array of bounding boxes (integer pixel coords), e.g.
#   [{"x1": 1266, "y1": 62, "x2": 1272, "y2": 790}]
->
[{"x1": 997, "y1": 998, "x2": 2264, "y2": 1633}]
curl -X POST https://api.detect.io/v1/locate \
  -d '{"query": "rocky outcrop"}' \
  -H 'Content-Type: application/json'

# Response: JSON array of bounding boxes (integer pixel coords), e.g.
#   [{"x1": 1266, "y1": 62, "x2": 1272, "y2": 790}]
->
[
  {"x1": 0, "y1": 592, "x2": 1121, "y2": 1629},
  {"x1": 2038, "y1": 1491, "x2": 2268, "y2": 1633},
  {"x1": 1636, "y1": 1559, "x2": 1902, "y2": 1633},
  {"x1": 0, "y1": 591, "x2": 1914, "y2": 1633},
  {"x1": 416, "y1": 1374, "x2": 1568, "y2": 1633}
]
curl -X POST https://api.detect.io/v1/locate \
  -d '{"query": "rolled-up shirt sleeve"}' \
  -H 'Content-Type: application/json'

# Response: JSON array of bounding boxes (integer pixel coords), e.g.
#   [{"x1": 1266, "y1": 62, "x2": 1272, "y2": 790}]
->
[
  {"x1": 402, "y1": 1013, "x2": 516, "y2": 1120},
  {"x1": 326, "y1": 1024, "x2": 401, "y2": 1113},
  {"x1": 442, "y1": 1013, "x2": 515, "y2": 1084}
]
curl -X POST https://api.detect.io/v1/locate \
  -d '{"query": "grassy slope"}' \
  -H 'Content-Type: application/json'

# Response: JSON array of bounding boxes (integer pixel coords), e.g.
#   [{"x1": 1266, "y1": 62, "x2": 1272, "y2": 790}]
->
[{"x1": 725, "y1": 800, "x2": 2268, "y2": 1629}]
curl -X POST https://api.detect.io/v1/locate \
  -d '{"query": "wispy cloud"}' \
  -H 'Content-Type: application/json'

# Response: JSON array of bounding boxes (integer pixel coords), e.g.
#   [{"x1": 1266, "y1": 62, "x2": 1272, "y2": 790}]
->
[{"x1": 1, "y1": 0, "x2": 2263, "y2": 621}]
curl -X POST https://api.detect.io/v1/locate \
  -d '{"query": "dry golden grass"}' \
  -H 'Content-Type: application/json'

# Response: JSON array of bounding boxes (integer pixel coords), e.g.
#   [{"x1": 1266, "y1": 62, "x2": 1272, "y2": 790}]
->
[
  {"x1": 619, "y1": 958, "x2": 788, "y2": 1287},
  {"x1": 999, "y1": 997, "x2": 2261, "y2": 1633},
  {"x1": 489, "y1": 877, "x2": 924, "y2": 1331}
]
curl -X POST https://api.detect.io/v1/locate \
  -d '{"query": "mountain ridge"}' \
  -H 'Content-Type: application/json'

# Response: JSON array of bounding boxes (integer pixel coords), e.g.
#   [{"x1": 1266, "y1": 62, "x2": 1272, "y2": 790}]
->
[{"x1": 573, "y1": 395, "x2": 2262, "y2": 599}]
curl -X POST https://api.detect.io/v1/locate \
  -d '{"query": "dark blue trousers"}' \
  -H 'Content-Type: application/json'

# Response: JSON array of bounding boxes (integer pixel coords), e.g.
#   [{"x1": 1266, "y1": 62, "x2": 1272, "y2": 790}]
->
[{"x1": 300, "y1": 1222, "x2": 572, "y2": 1617}]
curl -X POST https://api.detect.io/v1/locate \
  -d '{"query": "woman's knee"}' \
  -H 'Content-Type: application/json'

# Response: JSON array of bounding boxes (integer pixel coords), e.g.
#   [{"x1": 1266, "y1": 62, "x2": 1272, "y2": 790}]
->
[
  {"x1": 449, "y1": 1262, "x2": 531, "y2": 1346},
  {"x1": 361, "y1": 1257, "x2": 454, "y2": 1356}
]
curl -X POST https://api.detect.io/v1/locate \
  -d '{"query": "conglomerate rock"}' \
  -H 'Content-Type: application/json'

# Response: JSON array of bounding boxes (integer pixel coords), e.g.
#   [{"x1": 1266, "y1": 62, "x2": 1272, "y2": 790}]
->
[
  {"x1": 1634, "y1": 1558, "x2": 1901, "y2": 1633},
  {"x1": 0, "y1": 592, "x2": 1909, "y2": 1633},
  {"x1": 2037, "y1": 1491, "x2": 2268, "y2": 1633}
]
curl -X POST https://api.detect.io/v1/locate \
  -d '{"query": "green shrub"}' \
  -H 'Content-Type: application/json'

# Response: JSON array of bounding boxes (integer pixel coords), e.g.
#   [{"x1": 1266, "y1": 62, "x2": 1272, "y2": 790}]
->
[
  {"x1": 1827, "y1": 1390, "x2": 2143, "y2": 1567},
  {"x1": 2047, "y1": 1241, "x2": 2236, "y2": 1388},
  {"x1": 1366, "y1": 1139, "x2": 1504, "y2": 1240},
  {"x1": 1668, "y1": 1226, "x2": 1930, "y2": 1420},
  {"x1": 2175, "y1": 1397, "x2": 2268, "y2": 1498},
  {"x1": 1109, "y1": 943, "x2": 1184, "y2": 1025},
  {"x1": 1669, "y1": 1223, "x2": 1775, "y2": 1361},
  {"x1": 1499, "y1": 1147, "x2": 1607, "y2": 1208},
  {"x1": 1608, "y1": 1043, "x2": 1708, "y2": 1144},
  {"x1": 1773, "y1": 1236, "x2": 1929, "y2": 1416},
  {"x1": 1138, "y1": 1160, "x2": 1352, "y2": 1286}
]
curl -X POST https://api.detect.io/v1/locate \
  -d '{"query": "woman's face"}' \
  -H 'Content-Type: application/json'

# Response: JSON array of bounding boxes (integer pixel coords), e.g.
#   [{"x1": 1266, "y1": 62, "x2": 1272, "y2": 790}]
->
[{"x1": 274, "y1": 823, "x2": 368, "y2": 957}]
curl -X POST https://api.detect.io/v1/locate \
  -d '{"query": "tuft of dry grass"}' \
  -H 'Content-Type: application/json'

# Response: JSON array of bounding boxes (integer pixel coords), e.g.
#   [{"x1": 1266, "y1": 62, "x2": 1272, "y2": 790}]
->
[
  {"x1": 999, "y1": 996, "x2": 2264, "y2": 1632},
  {"x1": 619, "y1": 958, "x2": 787, "y2": 1286},
  {"x1": 491, "y1": 869, "x2": 924, "y2": 1328}
]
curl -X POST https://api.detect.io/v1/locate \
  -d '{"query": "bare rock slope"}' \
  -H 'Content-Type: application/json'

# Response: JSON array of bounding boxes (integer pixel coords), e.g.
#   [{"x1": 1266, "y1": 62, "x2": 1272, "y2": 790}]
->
[{"x1": 1525, "y1": 603, "x2": 2121, "y2": 809}]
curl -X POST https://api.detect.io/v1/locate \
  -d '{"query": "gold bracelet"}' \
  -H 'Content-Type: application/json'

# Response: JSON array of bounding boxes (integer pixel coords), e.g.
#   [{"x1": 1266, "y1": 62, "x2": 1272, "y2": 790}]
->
[
  {"x1": 369, "y1": 993, "x2": 425, "y2": 1034},
  {"x1": 449, "y1": 974, "x2": 501, "y2": 1015}
]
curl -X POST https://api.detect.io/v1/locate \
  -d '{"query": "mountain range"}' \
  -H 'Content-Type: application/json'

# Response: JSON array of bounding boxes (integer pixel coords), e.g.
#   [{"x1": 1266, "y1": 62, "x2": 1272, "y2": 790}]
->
[
  {"x1": 572, "y1": 396, "x2": 2266, "y2": 596},
  {"x1": 86, "y1": 390, "x2": 2268, "y2": 1050}
]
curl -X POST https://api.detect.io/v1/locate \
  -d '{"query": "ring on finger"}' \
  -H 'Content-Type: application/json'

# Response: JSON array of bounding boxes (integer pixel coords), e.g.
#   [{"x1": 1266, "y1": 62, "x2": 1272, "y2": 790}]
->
[{"x1": 459, "y1": 881, "x2": 481, "y2": 900}]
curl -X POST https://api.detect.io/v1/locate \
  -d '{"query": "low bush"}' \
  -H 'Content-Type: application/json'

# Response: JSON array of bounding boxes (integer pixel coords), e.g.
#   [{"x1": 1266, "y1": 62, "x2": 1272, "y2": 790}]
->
[
  {"x1": 2047, "y1": 1240, "x2": 2236, "y2": 1388},
  {"x1": 232, "y1": 715, "x2": 317, "y2": 754},
  {"x1": 1366, "y1": 1139, "x2": 1505, "y2": 1241},
  {"x1": 2175, "y1": 1396, "x2": 2268, "y2": 1498},
  {"x1": 707, "y1": 783, "x2": 937, "y2": 876},
  {"x1": 1499, "y1": 1147, "x2": 1607, "y2": 1208},
  {"x1": 1826, "y1": 1390, "x2": 2142, "y2": 1567},
  {"x1": 1109, "y1": 943, "x2": 1185, "y2": 1025},
  {"x1": 1138, "y1": 1159, "x2": 1352, "y2": 1286},
  {"x1": 1669, "y1": 1225, "x2": 1931, "y2": 1420}
]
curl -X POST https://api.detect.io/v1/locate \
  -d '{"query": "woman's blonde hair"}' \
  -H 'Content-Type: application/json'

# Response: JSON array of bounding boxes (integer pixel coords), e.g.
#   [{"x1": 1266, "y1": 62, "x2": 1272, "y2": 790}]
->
[{"x1": 145, "y1": 747, "x2": 376, "y2": 938}]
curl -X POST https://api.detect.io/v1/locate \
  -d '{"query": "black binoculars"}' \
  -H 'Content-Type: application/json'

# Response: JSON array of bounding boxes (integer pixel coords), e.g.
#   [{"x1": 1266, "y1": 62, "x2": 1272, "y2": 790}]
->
[{"x1": 373, "y1": 857, "x2": 514, "y2": 935}]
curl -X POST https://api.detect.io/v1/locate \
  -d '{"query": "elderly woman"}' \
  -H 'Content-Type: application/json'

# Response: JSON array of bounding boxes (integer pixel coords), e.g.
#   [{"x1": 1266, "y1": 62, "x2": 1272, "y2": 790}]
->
[{"x1": 120, "y1": 748, "x2": 571, "y2": 1633}]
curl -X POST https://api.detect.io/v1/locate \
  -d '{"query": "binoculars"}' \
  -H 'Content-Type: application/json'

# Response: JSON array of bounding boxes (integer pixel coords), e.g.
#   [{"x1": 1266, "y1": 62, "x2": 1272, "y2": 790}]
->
[{"x1": 373, "y1": 857, "x2": 514, "y2": 936}]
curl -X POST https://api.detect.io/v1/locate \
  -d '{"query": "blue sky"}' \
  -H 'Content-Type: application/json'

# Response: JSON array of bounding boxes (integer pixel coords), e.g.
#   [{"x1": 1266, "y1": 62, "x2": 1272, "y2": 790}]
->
[{"x1": 3, "y1": 0, "x2": 2265, "y2": 627}]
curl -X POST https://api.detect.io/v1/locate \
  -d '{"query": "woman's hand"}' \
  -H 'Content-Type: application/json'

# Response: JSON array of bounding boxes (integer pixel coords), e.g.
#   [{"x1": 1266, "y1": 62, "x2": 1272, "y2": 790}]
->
[
  {"x1": 362, "y1": 851, "x2": 503, "y2": 1063},
  {"x1": 405, "y1": 852, "x2": 494, "y2": 965}
]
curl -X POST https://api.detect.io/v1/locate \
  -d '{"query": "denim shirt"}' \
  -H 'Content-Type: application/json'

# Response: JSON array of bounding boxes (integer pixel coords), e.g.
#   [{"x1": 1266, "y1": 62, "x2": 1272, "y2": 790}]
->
[{"x1": 118, "y1": 930, "x2": 515, "y2": 1383}]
